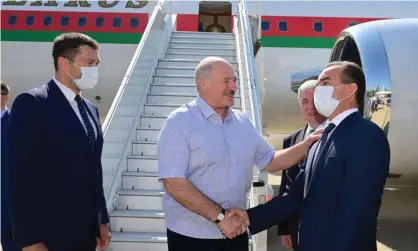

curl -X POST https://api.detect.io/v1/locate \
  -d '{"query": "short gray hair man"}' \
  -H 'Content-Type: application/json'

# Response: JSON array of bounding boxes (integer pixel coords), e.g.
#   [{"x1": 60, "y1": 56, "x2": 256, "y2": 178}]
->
[
  {"x1": 297, "y1": 79, "x2": 317, "y2": 104},
  {"x1": 194, "y1": 56, "x2": 233, "y2": 91}
]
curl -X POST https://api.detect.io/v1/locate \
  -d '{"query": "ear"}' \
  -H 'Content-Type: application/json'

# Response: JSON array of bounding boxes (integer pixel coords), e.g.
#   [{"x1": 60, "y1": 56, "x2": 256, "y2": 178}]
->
[
  {"x1": 348, "y1": 82, "x2": 358, "y2": 96},
  {"x1": 58, "y1": 56, "x2": 69, "y2": 71},
  {"x1": 199, "y1": 77, "x2": 208, "y2": 90}
]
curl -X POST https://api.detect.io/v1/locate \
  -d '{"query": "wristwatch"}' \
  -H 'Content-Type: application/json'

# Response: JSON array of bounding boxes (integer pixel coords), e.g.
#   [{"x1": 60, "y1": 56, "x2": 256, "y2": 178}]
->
[{"x1": 214, "y1": 207, "x2": 226, "y2": 224}]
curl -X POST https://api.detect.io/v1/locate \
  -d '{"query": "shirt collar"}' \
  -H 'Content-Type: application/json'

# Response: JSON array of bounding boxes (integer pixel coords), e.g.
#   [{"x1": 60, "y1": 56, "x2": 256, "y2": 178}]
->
[
  {"x1": 196, "y1": 95, "x2": 232, "y2": 121},
  {"x1": 53, "y1": 76, "x2": 78, "y2": 103},
  {"x1": 307, "y1": 119, "x2": 327, "y2": 133},
  {"x1": 327, "y1": 108, "x2": 359, "y2": 127},
  {"x1": 1, "y1": 107, "x2": 9, "y2": 118},
  {"x1": 196, "y1": 95, "x2": 215, "y2": 119}
]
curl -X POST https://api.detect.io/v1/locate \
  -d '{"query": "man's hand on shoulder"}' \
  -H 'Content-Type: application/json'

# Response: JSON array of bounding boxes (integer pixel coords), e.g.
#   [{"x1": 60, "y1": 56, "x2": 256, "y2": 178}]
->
[
  {"x1": 302, "y1": 129, "x2": 323, "y2": 149},
  {"x1": 22, "y1": 243, "x2": 48, "y2": 251}
]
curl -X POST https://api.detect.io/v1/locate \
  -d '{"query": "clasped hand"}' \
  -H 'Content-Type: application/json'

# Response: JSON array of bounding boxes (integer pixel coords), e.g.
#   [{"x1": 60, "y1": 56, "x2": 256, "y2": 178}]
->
[{"x1": 216, "y1": 208, "x2": 250, "y2": 239}]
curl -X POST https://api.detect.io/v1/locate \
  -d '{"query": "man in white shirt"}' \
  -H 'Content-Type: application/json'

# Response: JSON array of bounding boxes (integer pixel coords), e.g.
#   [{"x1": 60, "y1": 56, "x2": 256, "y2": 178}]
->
[{"x1": 276, "y1": 80, "x2": 326, "y2": 251}]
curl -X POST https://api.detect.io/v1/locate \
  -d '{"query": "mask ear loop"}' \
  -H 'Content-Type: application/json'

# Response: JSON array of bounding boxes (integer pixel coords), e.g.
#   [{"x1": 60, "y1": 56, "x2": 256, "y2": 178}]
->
[
  {"x1": 334, "y1": 84, "x2": 356, "y2": 102},
  {"x1": 64, "y1": 58, "x2": 82, "y2": 80}
]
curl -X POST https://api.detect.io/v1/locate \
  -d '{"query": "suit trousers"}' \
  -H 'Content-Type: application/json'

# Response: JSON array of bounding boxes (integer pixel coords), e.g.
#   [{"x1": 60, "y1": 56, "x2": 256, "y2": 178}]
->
[{"x1": 167, "y1": 228, "x2": 249, "y2": 251}]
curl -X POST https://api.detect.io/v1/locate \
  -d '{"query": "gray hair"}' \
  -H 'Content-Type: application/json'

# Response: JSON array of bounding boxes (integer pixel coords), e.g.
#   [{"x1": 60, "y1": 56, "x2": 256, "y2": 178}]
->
[
  {"x1": 194, "y1": 56, "x2": 232, "y2": 92},
  {"x1": 297, "y1": 79, "x2": 317, "y2": 104}
]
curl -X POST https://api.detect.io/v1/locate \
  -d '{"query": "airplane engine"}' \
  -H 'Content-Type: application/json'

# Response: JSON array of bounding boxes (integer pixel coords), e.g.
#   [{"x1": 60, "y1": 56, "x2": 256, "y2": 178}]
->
[{"x1": 329, "y1": 18, "x2": 418, "y2": 180}]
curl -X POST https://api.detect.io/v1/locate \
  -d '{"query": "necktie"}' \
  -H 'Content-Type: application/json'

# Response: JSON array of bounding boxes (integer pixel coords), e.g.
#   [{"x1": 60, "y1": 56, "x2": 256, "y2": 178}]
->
[
  {"x1": 306, "y1": 123, "x2": 336, "y2": 186},
  {"x1": 75, "y1": 95, "x2": 95, "y2": 149}
]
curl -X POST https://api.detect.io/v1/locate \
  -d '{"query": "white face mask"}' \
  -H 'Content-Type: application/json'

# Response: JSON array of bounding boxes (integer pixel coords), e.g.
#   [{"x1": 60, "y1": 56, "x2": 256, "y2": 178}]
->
[
  {"x1": 66, "y1": 60, "x2": 99, "y2": 90},
  {"x1": 314, "y1": 85, "x2": 347, "y2": 117}
]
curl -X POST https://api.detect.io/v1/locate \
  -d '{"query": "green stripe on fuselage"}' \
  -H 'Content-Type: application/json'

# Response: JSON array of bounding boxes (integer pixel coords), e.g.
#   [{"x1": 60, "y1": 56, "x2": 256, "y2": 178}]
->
[
  {"x1": 261, "y1": 36, "x2": 337, "y2": 49},
  {"x1": 1, "y1": 30, "x2": 142, "y2": 44}
]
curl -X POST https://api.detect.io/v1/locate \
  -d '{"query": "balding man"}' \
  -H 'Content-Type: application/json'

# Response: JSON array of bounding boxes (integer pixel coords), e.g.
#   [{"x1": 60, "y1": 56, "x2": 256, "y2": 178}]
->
[
  {"x1": 277, "y1": 80, "x2": 326, "y2": 251},
  {"x1": 157, "y1": 56, "x2": 321, "y2": 251}
]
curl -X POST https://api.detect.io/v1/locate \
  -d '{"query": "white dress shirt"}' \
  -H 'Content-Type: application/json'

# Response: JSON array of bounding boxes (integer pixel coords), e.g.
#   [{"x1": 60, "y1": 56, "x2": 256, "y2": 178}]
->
[
  {"x1": 1, "y1": 107, "x2": 9, "y2": 118},
  {"x1": 53, "y1": 77, "x2": 97, "y2": 138},
  {"x1": 312, "y1": 108, "x2": 359, "y2": 160},
  {"x1": 305, "y1": 120, "x2": 327, "y2": 139}
]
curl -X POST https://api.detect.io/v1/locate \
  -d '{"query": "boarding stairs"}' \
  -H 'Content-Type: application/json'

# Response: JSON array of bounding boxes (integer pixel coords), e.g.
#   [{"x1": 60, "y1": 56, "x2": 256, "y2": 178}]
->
[{"x1": 100, "y1": 1, "x2": 268, "y2": 251}]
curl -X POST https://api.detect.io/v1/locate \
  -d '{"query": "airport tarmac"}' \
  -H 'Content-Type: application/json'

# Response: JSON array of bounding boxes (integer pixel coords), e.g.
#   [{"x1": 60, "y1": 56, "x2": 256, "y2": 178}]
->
[{"x1": 266, "y1": 174, "x2": 418, "y2": 251}]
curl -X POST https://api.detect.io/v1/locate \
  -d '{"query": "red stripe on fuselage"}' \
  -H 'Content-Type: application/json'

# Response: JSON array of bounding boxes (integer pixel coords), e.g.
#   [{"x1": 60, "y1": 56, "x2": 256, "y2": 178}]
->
[
  {"x1": 1, "y1": 10, "x2": 148, "y2": 33},
  {"x1": 261, "y1": 16, "x2": 388, "y2": 37}
]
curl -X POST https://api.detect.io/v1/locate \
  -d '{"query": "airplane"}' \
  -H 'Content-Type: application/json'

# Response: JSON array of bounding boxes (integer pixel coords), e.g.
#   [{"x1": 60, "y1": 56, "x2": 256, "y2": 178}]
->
[
  {"x1": 2, "y1": 0, "x2": 418, "y2": 176},
  {"x1": 2, "y1": 1, "x2": 418, "y2": 249}
]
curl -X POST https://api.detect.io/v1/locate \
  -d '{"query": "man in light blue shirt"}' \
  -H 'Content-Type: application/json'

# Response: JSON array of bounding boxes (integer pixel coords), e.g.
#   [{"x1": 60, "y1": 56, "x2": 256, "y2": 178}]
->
[{"x1": 157, "y1": 56, "x2": 320, "y2": 251}]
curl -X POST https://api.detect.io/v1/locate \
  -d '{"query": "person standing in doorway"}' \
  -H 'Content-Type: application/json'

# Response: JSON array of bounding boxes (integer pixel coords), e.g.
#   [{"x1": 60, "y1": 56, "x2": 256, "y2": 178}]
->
[{"x1": 7, "y1": 33, "x2": 111, "y2": 251}]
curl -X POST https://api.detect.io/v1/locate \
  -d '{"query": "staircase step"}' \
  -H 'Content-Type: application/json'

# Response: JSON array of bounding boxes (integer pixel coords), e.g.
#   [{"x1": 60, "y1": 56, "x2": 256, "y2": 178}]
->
[
  {"x1": 172, "y1": 31, "x2": 234, "y2": 39},
  {"x1": 117, "y1": 189, "x2": 164, "y2": 210},
  {"x1": 128, "y1": 155, "x2": 158, "y2": 172},
  {"x1": 109, "y1": 209, "x2": 166, "y2": 232},
  {"x1": 167, "y1": 47, "x2": 236, "y2": 56},
  {"x1": 136, "y1": 127, "x2": 161, "y2": 142},
  {"x1": 153, "y1": 75, "x2": 194, "y2": 85},
  {"x1": 109, "y1": 232, "x2": 167, "y2": 251},
  {"x1": 132, "y1": 140, "x2": 157, "y2": 156},
  {"x1": 155, "y1": 67, "x2": 238, "y2": 77},
  {"x1": 166, "y1": 53, "x2": 236, "y2": 61},
  {"x1": 140, "y1": 114, "x2": 167, "y2": 128},
  {"x1": 122, "y1": 171, "x2": 162, "y2": 190},
  {"x1": 169, "y1": 41, "x2": 235, "y2": 50},
  {"x1": 147, "y1": 93, "x2": 241, "y2": 106},
  {"x1": 144, "y1": 103, "x2": 182, "y2": 116},
  {"x1": 158, "y1": 59, "x2": 238, "y2": 69},
  {"x1": 171, "y1": 36, "x2": 235, "y2": 44}
]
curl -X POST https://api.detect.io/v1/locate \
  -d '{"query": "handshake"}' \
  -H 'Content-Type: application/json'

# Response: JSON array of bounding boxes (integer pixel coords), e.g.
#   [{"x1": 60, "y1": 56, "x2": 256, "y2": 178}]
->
[{"x1": 216, "y1": 208, "x2": 250, "y2": 239}]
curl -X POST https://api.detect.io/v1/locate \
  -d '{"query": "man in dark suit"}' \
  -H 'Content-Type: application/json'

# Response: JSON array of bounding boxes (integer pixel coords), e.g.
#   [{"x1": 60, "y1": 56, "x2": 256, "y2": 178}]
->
[
  {"x1": 228, "y1": 61, "x2": 390, "y2": 251},
  {"x1": 1, "y1": 82, "x2": 18, "y2": 251},
  {"x1": 7, "y1": 33, "x2": 111, "y2": 251},
  {"x1": 276, "y1": 80, "x2": 326, "y2": 251}
]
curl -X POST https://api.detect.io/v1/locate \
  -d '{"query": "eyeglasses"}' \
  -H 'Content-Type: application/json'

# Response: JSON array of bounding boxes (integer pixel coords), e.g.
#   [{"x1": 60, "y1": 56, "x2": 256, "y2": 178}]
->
[{"x1": 1, "y1": 93, "x2": 9, "y2": 95}]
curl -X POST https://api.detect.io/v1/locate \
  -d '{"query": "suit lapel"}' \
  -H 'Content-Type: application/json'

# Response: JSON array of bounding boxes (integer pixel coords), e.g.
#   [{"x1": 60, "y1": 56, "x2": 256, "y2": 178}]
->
[
  {"x1": 304, "y1": 112, "x2": 362, "y2": 197},
  {"x1": 47, "y1": 80, "x2": 92, "y2": 149},
  {"x1": 297, "y1": 125, "x2": 307, "y2": 142},
  {"x1": 303, "y1": 141, "x2": 319, "y2": 197}
]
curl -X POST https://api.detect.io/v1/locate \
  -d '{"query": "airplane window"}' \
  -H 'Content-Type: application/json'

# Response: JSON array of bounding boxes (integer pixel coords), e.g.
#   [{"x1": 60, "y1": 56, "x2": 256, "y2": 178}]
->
[
  {"x1": 26, "y1": 15, "x2": 35, "y2": 26},
  {"x1": 313, "y1": 21, "x2": 323, "y2": 32},
  {"x1": 348, "y1": 21, "x2": 358, "y2": 27},
  {"x1": 78, "y1": 16, "x2": 87, "y2": 27},
  {"x1": 44, "y1": 16, "x2": 52, "y2": 26},
  {"x1": 130, "y1": 17, "x2": 139, "y2": 28},
  {"x1": 61, "y1": 16, "x2": 69, "y2": 27},
  {"x1": 113, "y1": 17, "x2": 122, "y2": 28},
  {"x1": 8, "y1": 15, "x2": 17, "y2": 25},
  {"x1": 261, "y1": 20, "x2": 270, "y2": 31},
  {"x1": 278, "y1": 21, "x2": 288, "y2": 32},
  {"x1": 96, "y1": 17, "x2": 104, "y2": 27}
]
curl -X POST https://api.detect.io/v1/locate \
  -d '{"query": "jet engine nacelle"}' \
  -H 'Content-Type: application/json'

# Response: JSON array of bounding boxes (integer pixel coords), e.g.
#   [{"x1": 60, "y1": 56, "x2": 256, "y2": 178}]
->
[
  {"x1": 332, "y1": 18, "x2": 418, "y2": 180},
  {"x1": 295, "y1": 18, "x2": 418, "y2": 180}
]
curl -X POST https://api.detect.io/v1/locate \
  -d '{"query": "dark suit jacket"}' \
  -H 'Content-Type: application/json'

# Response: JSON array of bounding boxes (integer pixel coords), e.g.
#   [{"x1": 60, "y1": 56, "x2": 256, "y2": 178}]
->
[
  {"x1": 247, "y1": 112, "x2": 390, "y2": 251},
  {"x1": 1, "y1": 110, "x2": 13, "y2": 241},
  {"x1": 7, "y1": 80, "x2": 109, "y2": 251},
  {"x1": 277, "y1": 126, "x2": 305, "y2": 236}
]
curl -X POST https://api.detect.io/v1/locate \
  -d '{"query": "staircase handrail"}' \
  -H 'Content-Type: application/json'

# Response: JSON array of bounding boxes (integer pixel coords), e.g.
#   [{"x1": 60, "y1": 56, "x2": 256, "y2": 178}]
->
[
  {"x1": 102, "y1": 0, "x2": 165, "y2": 133},
  {"x1": 101, "y1": 0, "x2": 174, "y2": 210},
  {"x1": 238, "y1": 0, "x2": 262, "y2": 133}
]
